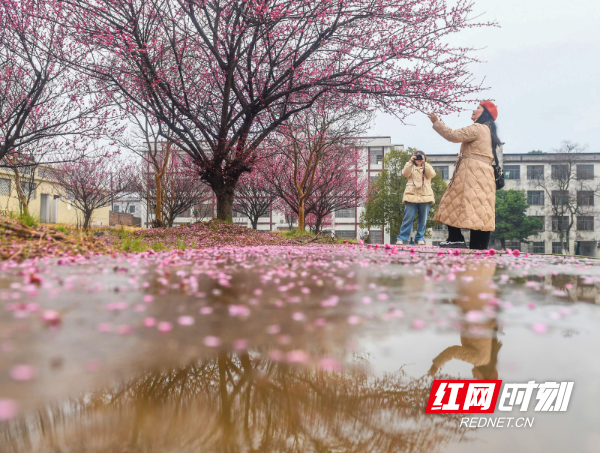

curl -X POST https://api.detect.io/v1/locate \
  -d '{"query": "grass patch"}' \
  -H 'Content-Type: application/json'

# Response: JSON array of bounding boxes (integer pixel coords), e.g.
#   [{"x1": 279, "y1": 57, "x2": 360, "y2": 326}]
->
[
  {"x1": 8, "y1": 211, "x2": 40, "y2": 229},
  {"x1": 277, "y1": 229, "x2": 316, "y2": 239}
]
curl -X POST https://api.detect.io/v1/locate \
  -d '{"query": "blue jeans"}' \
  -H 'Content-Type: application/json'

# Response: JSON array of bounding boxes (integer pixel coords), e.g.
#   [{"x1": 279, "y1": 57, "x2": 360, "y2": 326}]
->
[{"x1": 397, "y1": 202, "x2": 430, "y2": 242}]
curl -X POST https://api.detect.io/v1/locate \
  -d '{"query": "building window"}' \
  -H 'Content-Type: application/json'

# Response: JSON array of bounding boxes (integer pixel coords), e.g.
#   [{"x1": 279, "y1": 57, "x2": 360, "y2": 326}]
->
[
  {"x1": 532, "y1": 242, "x2": 545, "y2": 254},
  {"x1": 577, "y1": 164, "x2": 594, "y2": 180},
  {"x1": 577, "y1": 216, "x2": 594, "y2": 231},
  {"x1": 551, "y1": 216, "x2": 569, "y2": 232},
  {"x1": 433, "y1": 166, "x2": 449, "y2": 179},
  {"x1": 113, "y1": 205, "x2": 120, "y2": 213},
  {"x1": 551, "y1": 190, "x2": 569, "y2": 206},
  {"x1": 504, "y1": 165, "x2": 520, "y2": 180},
  {"x1": 369, "y1": 230, "x2": 383, "y2": 244},
  {"x1": 577, "y1": 191, "x2": 594, "y2": 206},
  {"x1": 551, "y1": 164, "x2": 569, "y2": 180},
  {"x1": 532, "y1": 216, "x2": 545, "y2": 231},
  {"x1": 0, "y1": 178, "x2": 11, "y2": 197},
  {"x1": 336, "y1": 230, "x2": 356, "y2": 239},
  {"x1": 552, "y1": 242, "x2": 563, "y2": 254},
  {"x1": 527, "y1": 191, "x2": 544, "y2": 205},
  {"x1": 433, "y1": 222, "x2": 447, "y2": 230},
  {"x1": 527, "y1": 165, "x2": 544, "y2": 180},
  {"x1": 369, "y1": 148, "x2": 384, "y2": 165},
  {"x1": 129, "y1": 205, "x2": 135, "y2": 213},
  {"x1": 335, "y1": 209, "x2": 355, "y2": 218}
]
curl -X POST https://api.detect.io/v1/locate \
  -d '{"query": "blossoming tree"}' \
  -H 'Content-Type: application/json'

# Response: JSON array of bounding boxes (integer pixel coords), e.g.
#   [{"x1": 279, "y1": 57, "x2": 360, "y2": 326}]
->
[
  {"x1": 50, "y1": 154, "x2": 135, "y2": 230},
  {"x1": 54, "y1": 0, "x2": 492, "y2": 220},
  {"x1": 0, "y1": 0, "x2": 114, "y2": 166},
  {"x1": 263, "y1": 103, "x2": 370, "y2": 231}
]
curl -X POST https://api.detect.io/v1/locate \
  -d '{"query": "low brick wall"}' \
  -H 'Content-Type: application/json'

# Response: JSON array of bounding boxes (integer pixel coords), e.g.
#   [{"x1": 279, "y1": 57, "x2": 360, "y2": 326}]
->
[{"x1": 109, "y1": 211, "x2": 141, "y2": 227}]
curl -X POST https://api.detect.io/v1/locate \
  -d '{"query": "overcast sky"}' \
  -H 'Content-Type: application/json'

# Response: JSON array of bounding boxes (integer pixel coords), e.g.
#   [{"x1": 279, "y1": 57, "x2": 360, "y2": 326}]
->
[{"x1": 368, "y1": 0, "x2": 600, "y2": 155}]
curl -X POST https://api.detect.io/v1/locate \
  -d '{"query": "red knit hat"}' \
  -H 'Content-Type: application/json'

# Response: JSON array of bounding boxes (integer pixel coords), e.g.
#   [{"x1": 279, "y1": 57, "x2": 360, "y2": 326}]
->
[{"x1": 480, "y1": 100, "x2": 498, "y2": 121}]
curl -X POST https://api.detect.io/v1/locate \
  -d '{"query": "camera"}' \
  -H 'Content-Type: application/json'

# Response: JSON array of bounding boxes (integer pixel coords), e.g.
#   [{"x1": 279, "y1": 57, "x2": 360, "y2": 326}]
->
[{"x1": 414, "y1": 154, "x2": 423, "y2": 162}]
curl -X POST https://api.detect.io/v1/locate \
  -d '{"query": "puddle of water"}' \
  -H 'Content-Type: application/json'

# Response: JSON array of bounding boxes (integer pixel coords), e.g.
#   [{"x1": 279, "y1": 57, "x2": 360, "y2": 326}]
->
[{"x1": 1, "y1": 246, "x2": 600, "y2": 452}]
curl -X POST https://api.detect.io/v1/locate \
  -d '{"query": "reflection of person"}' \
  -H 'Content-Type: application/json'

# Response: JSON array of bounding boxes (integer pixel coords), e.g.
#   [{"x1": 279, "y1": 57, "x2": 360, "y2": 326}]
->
[
  {"x1": 427, "y1": 101, "x2": 501, "y2": 250},
  {"x1": 428, "y1": 264, "x2": 502, "y2": 380},
  {"x1": 395, "y1": 151, "x2": 436, "y2": 246}
]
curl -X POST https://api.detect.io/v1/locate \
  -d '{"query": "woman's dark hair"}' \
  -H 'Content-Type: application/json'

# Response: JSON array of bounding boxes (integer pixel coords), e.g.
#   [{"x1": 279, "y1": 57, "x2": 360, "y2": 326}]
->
[{"x1": 475, "y1": 109, "x2": 501, "y2": 152}]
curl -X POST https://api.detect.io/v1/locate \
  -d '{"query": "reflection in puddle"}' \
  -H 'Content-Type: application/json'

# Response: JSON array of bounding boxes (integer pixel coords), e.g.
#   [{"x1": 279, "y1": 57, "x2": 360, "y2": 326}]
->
[
  {"x1": 1, "y1": 247, "x2": 600, "y2": 452},
  {"x1": 2, "y1": 353, "x2": 467, "y2": 453}
]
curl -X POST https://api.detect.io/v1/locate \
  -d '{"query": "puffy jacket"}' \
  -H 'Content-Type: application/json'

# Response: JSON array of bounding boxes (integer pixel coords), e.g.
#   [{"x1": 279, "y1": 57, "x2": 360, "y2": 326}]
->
[
  {"x1": 431, "y1": 121, "x2": 496, "y2": 231},
  {"x1": 402, "y1": 161, "x2": 436, "y2": 204}
]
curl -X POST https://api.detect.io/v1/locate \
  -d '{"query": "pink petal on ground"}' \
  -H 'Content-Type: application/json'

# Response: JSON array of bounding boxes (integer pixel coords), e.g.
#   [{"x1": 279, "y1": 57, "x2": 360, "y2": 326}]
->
[
  {"x1": 313, "y1": 318, "x2": 327, "y2": 327},
  {"x1": 0, "y1": 399, "x2": 19, "y2": 420},
  {"x1": 411, "y1": 319, "x2": 425, "y2": 329},
  {"x1": 267, "y1": 324, "x2": 281, "y2": 334},
  {"x1": 376, "y1": 293, "x2": 388, "y2": 301},
  {"x1": 347, "y1": 315, "x2": 361, "y2": 325},
  {"x1": 117, "y1": 325, "x2": 134, "y2": 335},
  {"x1": 531, "y1": 322, "x2": 548, "y2": 334},
  {"x1": 199, "y1": 307, "x2": 213, "y2": 315},
  {"x1": 157, "y1": 322, "x2": 173, "y2": 333},
  {"x1": 40, "y1": 310, "x2": 61, "y2": 326},
  {"x1": 143, "y1": 317, "x2": 157, "y2": 327},
  {"x1": 143, "y1": 295, "x2": 154, "y2": 303},
  {"x1": 318, "y1": 358, "x2": 342, "y2": 372},
  {"x1": 286, "y1": 350, "x2": 310, "y2": 363},
  {"x1": 292, "y1": 312, "x2": 306, "y2": 321},
  {"x1": 527, "y1": 302, "x2": 537, "y2": 309},
  {"x1": 97, "y1": 322, "x2": 112, "y2": 333},
  {"x1": 204, "y1": 336, "x2": 221, "y2": 347},
  {"x1": 10, "y1": 364, "x2": 36, "y2": 381},
  {"x1": 178, "y1": 316, "x2": 195, "y2": 326},
  {"x1": 465, "y1": 311, "x2": 483, "y2": 323},
  {"x1": 233, "y1": 339, "x2": 249, "y2": 350}
]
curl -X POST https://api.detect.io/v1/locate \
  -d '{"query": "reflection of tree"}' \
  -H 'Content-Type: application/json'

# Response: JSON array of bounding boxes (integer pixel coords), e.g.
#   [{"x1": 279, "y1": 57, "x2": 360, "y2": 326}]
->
[{"x1": 2, "y1": 353, "x2": 470, "y2": 453}]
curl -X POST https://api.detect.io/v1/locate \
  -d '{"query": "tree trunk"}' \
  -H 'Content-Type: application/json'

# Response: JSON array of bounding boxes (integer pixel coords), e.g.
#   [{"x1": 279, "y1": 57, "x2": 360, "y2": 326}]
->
[
  {"x1": 154, "y1": 171, "x2": 164, "y2": 227},
  {"x1": 215, "y1": 187, "x2": 235, "y2": 221},
  {"x1": 251, "y1": 217, "x2": 258, "y2": 229},
  {"x1": 83, "y1": 211, "x2": 93, "y2": 231},
  {"x1": 11, "y1": 168, "x2": 29, "y2": 217},
  {"x1": 298, "y1": 199, "x2": 305, "y2": 231},
  {"x1": 314, "y1": 216, "x2": 322, "y2": 234}
]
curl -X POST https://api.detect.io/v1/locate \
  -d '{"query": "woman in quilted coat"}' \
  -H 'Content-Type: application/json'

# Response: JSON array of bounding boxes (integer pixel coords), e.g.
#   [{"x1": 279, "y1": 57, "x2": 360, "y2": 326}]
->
[{"x1": 427, "y1": 101, "x2": 500, "y2": 250}]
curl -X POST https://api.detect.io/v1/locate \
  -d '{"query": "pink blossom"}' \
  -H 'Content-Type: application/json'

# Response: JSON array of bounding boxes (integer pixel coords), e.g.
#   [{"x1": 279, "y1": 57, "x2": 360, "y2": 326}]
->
[
  {"x1": 204, "y1": 336, "x2": 221, "y2": 347},
  {"x1": 157, "y1": 322, "x2": 173, "y2": 333},
  {"x1": 0, "y1": 400, "x2": 19, "y2": 421},
  {"x1": 143, "y1": 317, "x2": 157, "y2": 327},
  {"x1": 10, "y1": 364, "x2": 36, "y2": 381},
  {"x1": 177, "y1": 316, "x2": 195, "y2": 326}
]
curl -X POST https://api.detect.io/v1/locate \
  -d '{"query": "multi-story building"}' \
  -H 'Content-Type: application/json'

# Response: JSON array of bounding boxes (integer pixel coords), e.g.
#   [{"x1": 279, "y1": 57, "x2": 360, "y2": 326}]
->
[
  {"x1": 427, "y1": 151, "x2": 600, "y2": 257},
  {"x1": 228, "y1": 136, "x2": 403, "y2": 244}
]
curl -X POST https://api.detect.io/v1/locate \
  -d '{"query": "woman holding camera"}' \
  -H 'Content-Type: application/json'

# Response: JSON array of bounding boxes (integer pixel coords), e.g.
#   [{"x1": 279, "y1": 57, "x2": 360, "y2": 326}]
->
[
  {"x1": 428, "y1": 101, "x2": 500, "y2": 250},
  {"x1": 395, "y1": 151, "x2": 436, "y2": 245}
]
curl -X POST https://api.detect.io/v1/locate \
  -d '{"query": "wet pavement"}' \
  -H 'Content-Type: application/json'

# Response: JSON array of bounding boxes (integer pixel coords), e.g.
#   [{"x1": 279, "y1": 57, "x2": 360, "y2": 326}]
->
[{"x1": 1, "y1": 245, "x2": 600, "y2": 452}]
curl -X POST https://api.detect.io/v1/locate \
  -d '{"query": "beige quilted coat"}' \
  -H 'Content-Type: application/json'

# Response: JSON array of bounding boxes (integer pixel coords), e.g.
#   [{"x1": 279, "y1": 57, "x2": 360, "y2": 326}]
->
[
  {"x1": 432, "y1": 121, "x2": 496, "y2": 231},
  {"x1": 402, "y1": 161, "x2": 436, "y2": 204}
]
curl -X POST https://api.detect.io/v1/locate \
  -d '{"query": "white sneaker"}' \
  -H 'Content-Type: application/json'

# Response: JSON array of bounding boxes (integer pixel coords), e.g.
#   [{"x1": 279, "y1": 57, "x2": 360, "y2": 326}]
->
[
  {"x1": 395, "y1": 240, "x2": 404, "y2": 245},
  {"x1": 417, "y1": 240, "x2": 425, "y2": 245}
]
